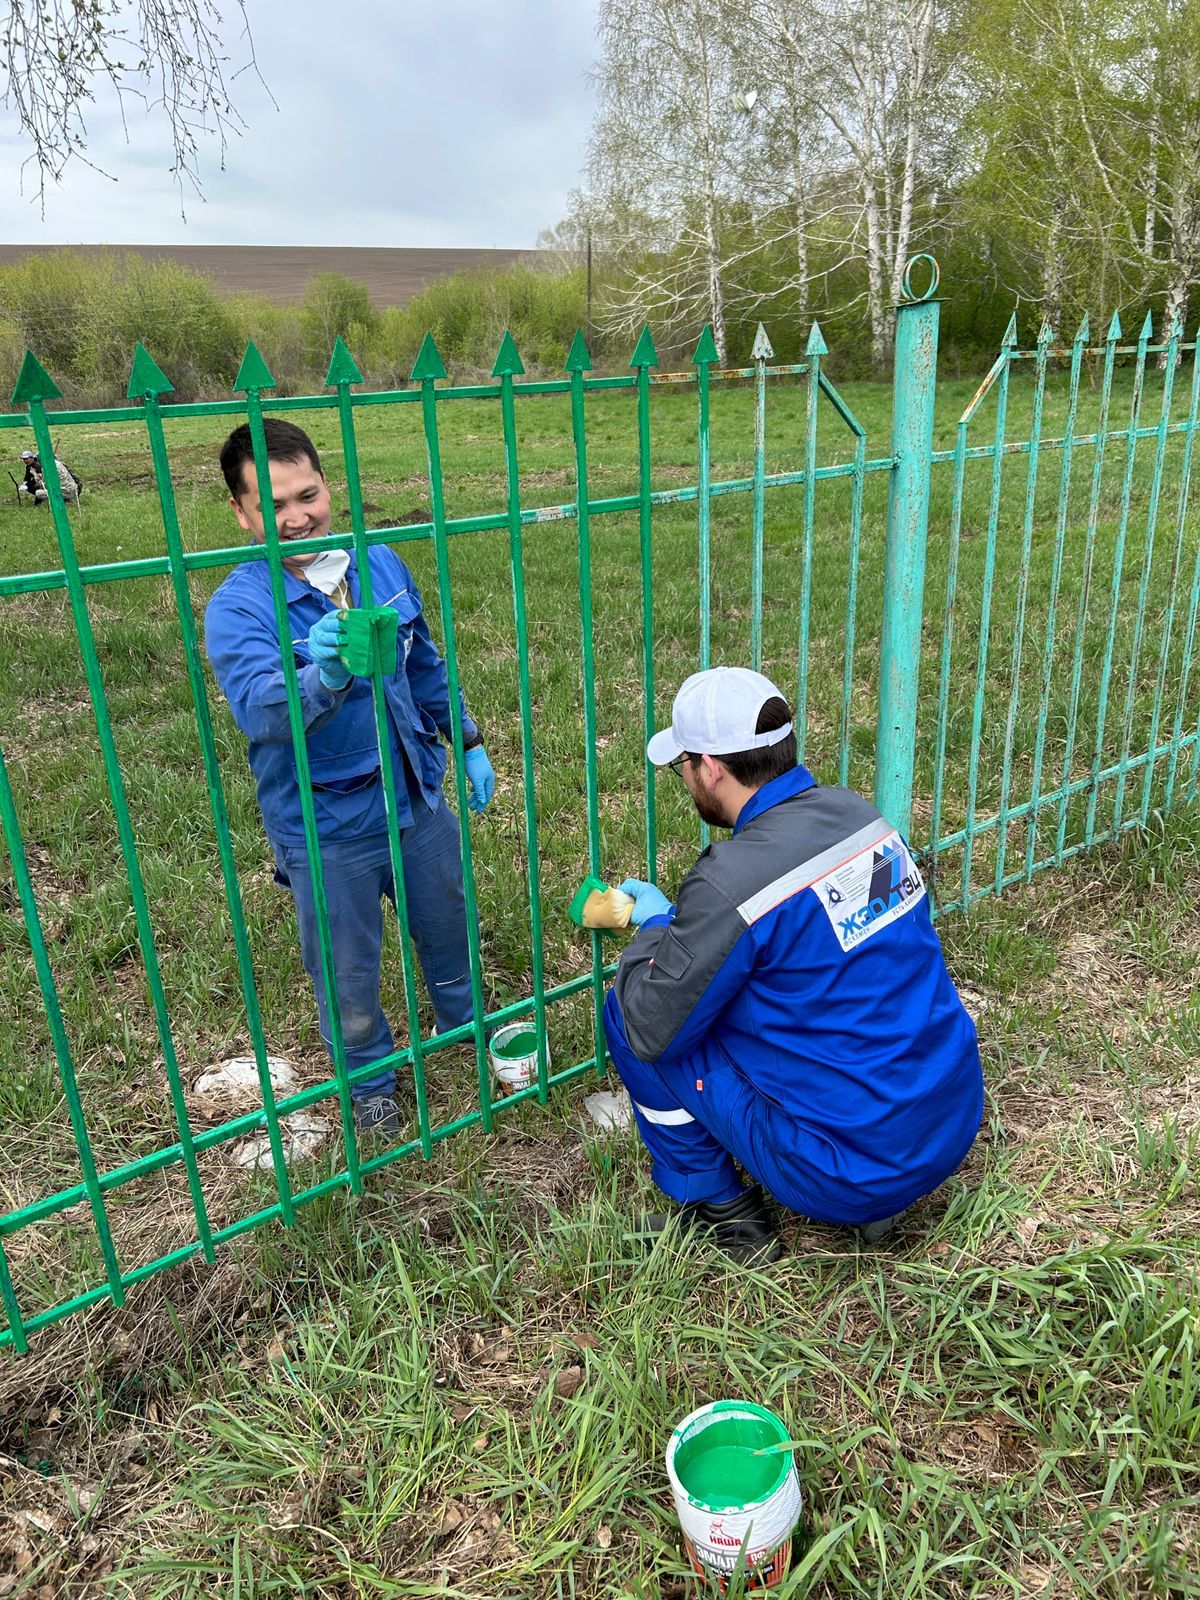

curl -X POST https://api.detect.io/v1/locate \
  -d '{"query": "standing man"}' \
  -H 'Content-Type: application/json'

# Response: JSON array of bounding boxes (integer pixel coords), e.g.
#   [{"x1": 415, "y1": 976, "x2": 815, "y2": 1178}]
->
[
  {"x1": 205, "y1": 419, "x2": 496, "y2": 1137},
  {"x1": 604, "y1": 667, "x2": 983, "y2": 1261}
]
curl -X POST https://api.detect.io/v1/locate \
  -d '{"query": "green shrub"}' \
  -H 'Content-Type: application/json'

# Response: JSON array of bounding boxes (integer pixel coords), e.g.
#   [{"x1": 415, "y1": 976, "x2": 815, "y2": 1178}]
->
[
  {"x1": 299, "y1": 273, "x2": 379, "y2": 371},
  {"x1": 366, "y1": 263, "x2": 587, "y2": 381}
]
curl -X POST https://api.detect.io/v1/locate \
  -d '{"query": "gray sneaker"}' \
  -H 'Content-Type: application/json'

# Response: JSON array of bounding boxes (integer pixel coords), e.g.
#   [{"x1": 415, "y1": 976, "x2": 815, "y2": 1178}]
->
[
  {"x1": 353, "y1": 1092, "x2": 401, "y2": 1139},
  {"x1": 857, "y1": 1211, "x2": 907, "y2": 1245}
]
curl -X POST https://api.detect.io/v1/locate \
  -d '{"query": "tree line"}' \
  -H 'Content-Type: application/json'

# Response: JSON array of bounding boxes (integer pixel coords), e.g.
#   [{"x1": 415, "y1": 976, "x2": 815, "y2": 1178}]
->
[
  {"x1": 0, "y1": 251, "x2": 589, "y2": 405},
  {"x1": 552, "y1": 0, "x2": 1200, "y2": 371}
]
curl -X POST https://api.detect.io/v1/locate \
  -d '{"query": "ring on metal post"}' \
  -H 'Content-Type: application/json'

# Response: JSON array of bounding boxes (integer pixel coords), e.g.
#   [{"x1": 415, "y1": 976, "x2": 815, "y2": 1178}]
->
[{"x1": 901, "y1": 254, "x2": 940, "y2": 303}]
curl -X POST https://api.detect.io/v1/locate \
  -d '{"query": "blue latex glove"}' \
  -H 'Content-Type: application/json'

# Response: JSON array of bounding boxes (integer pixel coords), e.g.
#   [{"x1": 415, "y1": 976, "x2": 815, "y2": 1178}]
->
[
  {"x1": 308, "y1": 611, "x2": 352, "y2": 690},
  {"x1": 618, "y1": 878, "x2": 673, "y2": 927},
  {"x1": 464, "y1": 746, "x2": 496, "y2": 813}
]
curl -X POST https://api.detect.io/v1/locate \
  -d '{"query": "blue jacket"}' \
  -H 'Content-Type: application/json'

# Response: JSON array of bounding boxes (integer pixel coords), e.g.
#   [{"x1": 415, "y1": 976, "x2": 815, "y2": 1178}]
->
[
  {"x1": 204, "y1": 546, "x2": 478, "y2": 847},
  {"x1": 613, "y1": 766, "x2": 983, "y2": 1220}
]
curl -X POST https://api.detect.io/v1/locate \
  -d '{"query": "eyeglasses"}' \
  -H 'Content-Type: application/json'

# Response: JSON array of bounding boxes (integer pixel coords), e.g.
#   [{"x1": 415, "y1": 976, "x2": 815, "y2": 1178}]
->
[{"x1": 667, "y1": 755, "x2": 692, "y2": 779}]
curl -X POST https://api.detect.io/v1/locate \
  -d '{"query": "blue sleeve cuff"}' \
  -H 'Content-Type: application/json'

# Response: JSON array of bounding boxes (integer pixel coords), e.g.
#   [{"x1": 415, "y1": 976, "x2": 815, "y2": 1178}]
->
[{"x1": 638, "y1": 910, "x2": 675, "y2": 932}]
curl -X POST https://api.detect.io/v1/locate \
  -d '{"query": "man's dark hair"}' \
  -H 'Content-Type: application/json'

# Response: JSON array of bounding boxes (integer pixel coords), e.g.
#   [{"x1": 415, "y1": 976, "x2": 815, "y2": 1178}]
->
[
  {"x1": 220, "y1": 418, "x2": 323, "y2": 499},
  {"x1": 688, "y1": 696, "x2": 796, "y2": 788}
]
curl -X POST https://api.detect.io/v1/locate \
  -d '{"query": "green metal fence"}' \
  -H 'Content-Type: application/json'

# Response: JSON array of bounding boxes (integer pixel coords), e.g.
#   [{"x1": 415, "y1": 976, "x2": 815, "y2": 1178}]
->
[{"x1": 1, "y1": 260, "x2": 1197, "y2": 1353}]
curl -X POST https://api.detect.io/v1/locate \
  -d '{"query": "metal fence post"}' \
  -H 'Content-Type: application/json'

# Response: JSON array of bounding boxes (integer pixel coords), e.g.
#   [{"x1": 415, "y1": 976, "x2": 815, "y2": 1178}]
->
[{"x1": 874, "y1": 255, "x2": 941, "y2": 835}]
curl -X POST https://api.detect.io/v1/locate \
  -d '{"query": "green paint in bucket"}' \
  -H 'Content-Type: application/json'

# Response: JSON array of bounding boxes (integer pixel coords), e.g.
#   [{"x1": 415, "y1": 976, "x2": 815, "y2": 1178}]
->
[
  {"x1": 487, "y1": 1021, "x2": 549, "y2": 1090},
  {"x1": 666, "y1": 1400, "x2": 802, "y2": 1589},
  {"x1": 492, "y1": 1029, "x2": 538, "y2": 1061}
]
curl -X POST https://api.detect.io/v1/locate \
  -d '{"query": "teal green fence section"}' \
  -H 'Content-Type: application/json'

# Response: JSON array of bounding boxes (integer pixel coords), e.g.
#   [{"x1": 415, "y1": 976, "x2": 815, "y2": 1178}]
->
[{"x1": 1, "y1": 262, "x2": 1198, "y2": 1353}]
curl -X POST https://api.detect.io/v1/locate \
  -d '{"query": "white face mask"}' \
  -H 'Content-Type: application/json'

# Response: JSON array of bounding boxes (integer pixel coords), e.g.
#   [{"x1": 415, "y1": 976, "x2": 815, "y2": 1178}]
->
[{"x1": 302, "y1": 549, "x2": 350, "y2": 596}]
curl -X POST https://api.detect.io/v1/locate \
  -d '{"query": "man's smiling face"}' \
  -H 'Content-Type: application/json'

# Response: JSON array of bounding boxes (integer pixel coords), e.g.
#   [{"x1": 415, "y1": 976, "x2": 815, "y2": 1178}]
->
[{"x1": 231, "y1": 456, "x2": 332, "y2": 574}]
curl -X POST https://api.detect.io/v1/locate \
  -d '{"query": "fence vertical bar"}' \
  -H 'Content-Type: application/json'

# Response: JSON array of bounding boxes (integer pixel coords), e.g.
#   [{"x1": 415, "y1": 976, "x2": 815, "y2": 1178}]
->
[
  {"x1": 495, "y1": 331, "x2": 550, "y2": 1101},
  {"x1": 751, "y1": 323, "x2": 773, "y2": 675},
  {"x1": 798, "y1": 323, "x2": 825, "y2": 766},
  {"x1": 237, "y1": 343, "x2": 364, "y2": 1190},
  {"x1": 874, "y1": 283, "x2": 941, "y2": 836},
  {"x1": 1057, "y1": 312, "x2": 1121, "y2": 862},
  {"x1": 834, "y1": 379, "x2": 866, "y2": 790},
  {"x1": 0, "y1": 738, "x2": 124, "y2": 1302},
  {"x1": 1086, "y1": 312, "x2": 1151, "y2": 842},
  {"x1": 1116, "y1": 312, "x2": 1180, "y2": 830},
  {"x1": 960, "y1": 315, "x2": 1016, "y2": 902},
  {"x1": 132, "y1": 347, "x2": 296, "y2": 1221},
  {"x1": 14, "y1": 351, "x2": 217, "y2": 1259},
  {"x1": 566, "y1": 330, "x2": 606, "y2": 1068},
  {"x1": 995, "y1": 319, "x2": 1051, "y2": 892},
  {"x1": 1026, "y1": 315, "x2": 1087, "y2": 878},
  {"x1": 632, "y1": 325, "x2": 659, "y2": 885},
  {"x1": 693, "y1": 325, "x2": 718, "y2": 674},
  {"x1": 412, "y1": 333, "x2": 494, "y2": 1125},
  {"x1": 327, "y1": 338, "x2": 434, "y2": 1152},
  {"x1": 0, "y1": 1234, "x2": 27, "y2": 1353},
  {"x1": 1154, "y1": 333, "x2": 1200, "y2": 817},
  {"x1": 930, "y1": 411, "x2": 971, "y2": 884}
]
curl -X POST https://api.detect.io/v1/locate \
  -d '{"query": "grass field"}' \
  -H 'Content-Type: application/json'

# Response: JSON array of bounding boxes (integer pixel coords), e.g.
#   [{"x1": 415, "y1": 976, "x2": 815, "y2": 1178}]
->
[{"x1": 0, "y1": 353, "x2": 1198, "y2": 1595}]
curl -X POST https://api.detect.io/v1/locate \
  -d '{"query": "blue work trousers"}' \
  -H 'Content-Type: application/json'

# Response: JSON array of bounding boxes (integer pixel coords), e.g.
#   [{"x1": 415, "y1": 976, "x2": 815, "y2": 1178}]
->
[
  {"x1": 602, "y1": 989, "x2": 938, "y2": 1225},
  {"x1": 273, "y1": 797, "x2": 477, "y2": 1099}
]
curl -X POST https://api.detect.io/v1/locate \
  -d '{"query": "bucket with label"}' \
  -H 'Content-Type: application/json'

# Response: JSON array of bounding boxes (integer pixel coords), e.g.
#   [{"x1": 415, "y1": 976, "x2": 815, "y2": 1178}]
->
[
  {"x1": 666, "y1": 1400, "x2": 802, "y2": 1590},
  {"x1": 487, "y1": 1021, "x2": 550, "y2": 1090}
]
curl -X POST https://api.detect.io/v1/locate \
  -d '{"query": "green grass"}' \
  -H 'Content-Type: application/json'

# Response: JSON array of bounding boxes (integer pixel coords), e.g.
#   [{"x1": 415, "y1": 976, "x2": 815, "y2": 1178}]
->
[{"x1": 0, "y1": 359, "x2": 1198, "y2": 1594}]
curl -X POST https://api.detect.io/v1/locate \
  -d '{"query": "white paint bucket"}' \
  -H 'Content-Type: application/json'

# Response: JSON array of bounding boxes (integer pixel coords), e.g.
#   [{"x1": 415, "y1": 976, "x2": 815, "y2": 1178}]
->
[
  {"x1": 666, "y1": 1400, "x2": 802, "y2": 1590},
  {"x1": 487, "y1": 1022, "x2": 550, "y2": 1089}
]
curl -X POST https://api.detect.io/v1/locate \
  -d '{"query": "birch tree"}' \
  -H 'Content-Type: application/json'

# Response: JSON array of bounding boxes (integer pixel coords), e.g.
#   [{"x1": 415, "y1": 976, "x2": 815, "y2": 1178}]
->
[
  {"x1": 744, "y1": 0, "x2": 941, "y2": 369},
  {"x1": 589, "y1": 0, "x2": 749, "y2": 361}
]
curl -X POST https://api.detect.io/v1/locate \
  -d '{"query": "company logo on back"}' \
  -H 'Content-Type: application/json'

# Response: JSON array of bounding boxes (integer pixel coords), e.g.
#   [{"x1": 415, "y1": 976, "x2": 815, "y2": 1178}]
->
[{"x1": 812, "y1": 830, "x2": 925, "y2": 951}]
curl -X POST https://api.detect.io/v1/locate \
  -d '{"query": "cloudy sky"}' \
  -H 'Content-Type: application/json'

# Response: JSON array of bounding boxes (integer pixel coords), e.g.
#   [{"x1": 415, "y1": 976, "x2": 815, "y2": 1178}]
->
[{"x1": 0, "y1": 0, "x2": 597, "y2": 247}]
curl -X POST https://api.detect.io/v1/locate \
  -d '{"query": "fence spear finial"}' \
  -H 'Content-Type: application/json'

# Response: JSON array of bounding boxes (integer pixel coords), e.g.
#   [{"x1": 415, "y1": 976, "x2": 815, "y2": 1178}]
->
[
  {"x1": 565, "y1": 329, "x2": 592, "y2": 373},
  {"x1": 630, "y1": 324, "x2": 659, "y2": 368},
  {"x1": 1106, "y1": 309, "x2": 1123, "y2": 342},
  {"x1": 752, "y1": 323, "x2": 774, "y2": 361},
  {"x1": 691, "y1": 324, "x2": 719, "y2": 366},
  {"x1": 410, "y1": 332, "x2": 447, "y2": 383},
  {"x1": 127, "y1": 342, "x2": 174, "y2": 401},
  {"x1": 233, "y1": 341, "x2": 276, "y2": 394},
  {"x1": 324, "y1": 335, "x2": 363, "y2": 389},
  {"x1": 805, "y1": 320, "x2": 828, "y2": 358},
  {"x1": 1138, "y1": 308, "x2": 1154, "y2": 343},
  {"x1": 1002, "y1": 311, "x2": 1018, "y2": 349},
  {"x1": 492, "y1": 329, "x2": 525, "y2": 378},
  {"x1": 11, "y1": 350, "x2": 61, "y2": 407}
]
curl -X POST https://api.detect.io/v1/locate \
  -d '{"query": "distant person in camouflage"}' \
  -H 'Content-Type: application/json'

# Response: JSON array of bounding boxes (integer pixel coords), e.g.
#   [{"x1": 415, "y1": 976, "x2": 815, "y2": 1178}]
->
[{"x1": 19, "y1": 448, "x2": 82, "y2": 505}]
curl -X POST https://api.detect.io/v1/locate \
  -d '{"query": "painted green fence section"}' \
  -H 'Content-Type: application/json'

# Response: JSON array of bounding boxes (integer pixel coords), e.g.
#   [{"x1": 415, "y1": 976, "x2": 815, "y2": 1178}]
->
[{"x1": 1, "y1": 264, "x2": 1198, "y2": 1353}]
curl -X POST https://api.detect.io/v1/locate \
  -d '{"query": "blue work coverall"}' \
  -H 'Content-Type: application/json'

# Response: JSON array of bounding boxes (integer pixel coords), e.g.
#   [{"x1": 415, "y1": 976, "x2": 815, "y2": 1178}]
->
[
  {"x1": 603, "y1": 766, "x2": 983, "y2": 1226},
  {"x1": 205, "y1": 545, "x2": 482, "y2": 1098}
]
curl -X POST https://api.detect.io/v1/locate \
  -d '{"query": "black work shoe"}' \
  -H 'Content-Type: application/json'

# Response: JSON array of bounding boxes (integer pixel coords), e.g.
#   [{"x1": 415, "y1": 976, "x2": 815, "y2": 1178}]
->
[
  {"x1": 353, "y1": 1092, "x2": 401, "y2": 1139},
  {"x1": 857, "y1": 1210, "x2": 907, "y2": 1245},
  {"x1": 641, "y1": 1183, "x2": 784, "y2": 1265}
]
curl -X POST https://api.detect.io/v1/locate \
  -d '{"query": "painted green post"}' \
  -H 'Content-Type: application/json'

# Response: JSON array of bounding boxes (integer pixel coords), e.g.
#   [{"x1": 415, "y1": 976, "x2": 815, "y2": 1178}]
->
[
  {"x1": 798, "y1": 321, "x2": 825, "y2": 766},
  {"x1": 751, "y1": 322, "x2": 773, "y2": 674},
  {"x1": 566, "y1": 328, "x2": 607, "y2": 1067},
  {"x1": 412, "y1": 332, "x2": 494, "y2": 1128},
  {"x1": 692, "y1": 323, "x2": 719, "y2": 673},
  {"x1": 494, "y1": 329, "x2": 551, "y2": 1100},
  {"x1": 631, "y1": 323, "x2": 659, "y2": 884},
  {"x1": 327, "y1": 336, "x2": 435, "y2": 1154},
  {"x1": 874, "y1": 259, "x2": 941, "y2": 835}
]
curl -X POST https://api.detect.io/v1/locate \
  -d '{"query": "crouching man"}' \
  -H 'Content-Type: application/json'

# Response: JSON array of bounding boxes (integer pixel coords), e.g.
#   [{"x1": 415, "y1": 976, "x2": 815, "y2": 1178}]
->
[{"x1": 603, "y1": 667, "x2": 983, "y2": 1262}]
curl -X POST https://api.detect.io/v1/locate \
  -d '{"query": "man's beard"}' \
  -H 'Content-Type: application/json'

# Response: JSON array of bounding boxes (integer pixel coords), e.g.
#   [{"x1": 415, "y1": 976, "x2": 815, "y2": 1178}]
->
[{"x1": 691, "y1": 788, "x2": 731, "y2": 828}]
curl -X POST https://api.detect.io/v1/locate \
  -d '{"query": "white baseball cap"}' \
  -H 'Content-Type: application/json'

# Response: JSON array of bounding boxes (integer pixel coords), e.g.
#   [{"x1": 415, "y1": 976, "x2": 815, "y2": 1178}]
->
[{"x1": 646, "y1": 667, "x2": 793, "y2": 765}]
